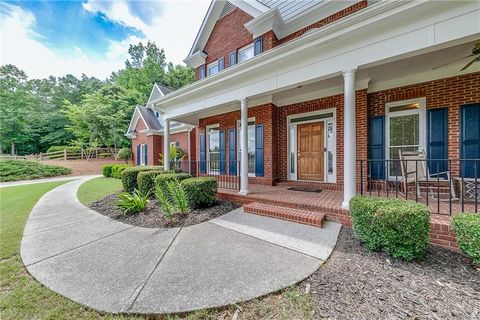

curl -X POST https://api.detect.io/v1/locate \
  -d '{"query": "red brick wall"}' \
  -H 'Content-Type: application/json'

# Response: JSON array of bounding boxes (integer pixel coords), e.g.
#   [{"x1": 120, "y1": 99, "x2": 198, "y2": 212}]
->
[
  {"x1": 197, "y1": 104, "x2": 278, "y2": 185},
  {"x1": 196, "y1": 8, "x2": 253, "y2": 79},
  {"x1": 367, "y1": 72, "x2": 480, "y2": 175}
]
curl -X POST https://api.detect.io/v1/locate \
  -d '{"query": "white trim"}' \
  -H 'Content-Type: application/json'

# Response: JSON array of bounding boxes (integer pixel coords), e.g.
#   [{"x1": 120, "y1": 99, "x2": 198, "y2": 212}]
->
[
  {"x1": 286, "y1": 108, "x2": 336, "y2": 183},
  {"x1": 385, "y1": 97, "x2": 427, "y2": 179}
]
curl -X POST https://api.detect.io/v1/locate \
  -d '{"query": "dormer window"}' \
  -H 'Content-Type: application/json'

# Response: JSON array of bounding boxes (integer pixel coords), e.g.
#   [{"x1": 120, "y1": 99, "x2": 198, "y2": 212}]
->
[{"x1": 238, "y1": 43, "x2": 254, "y2": 63}]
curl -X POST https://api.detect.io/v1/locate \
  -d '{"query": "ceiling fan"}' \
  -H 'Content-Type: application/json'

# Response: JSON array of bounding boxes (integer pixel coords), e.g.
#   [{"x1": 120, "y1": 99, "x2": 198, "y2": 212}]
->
[{"x1": 433, "y1": 42, "x2": 480, "y2": 71}]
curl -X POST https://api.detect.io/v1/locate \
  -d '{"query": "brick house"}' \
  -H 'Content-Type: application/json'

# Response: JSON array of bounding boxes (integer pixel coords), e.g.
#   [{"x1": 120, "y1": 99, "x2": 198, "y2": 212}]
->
[
  {"x1": 128, "y1": 0, "x2": 479, "y2": 248},
  {"x1": 126, "y1": 83, "x2": 195, "y2": 166}
]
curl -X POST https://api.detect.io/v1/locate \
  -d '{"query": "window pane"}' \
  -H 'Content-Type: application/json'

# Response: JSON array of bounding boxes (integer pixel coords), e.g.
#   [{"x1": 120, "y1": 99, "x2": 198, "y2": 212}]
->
[
  {"x1": 238, "y1": 123, "x2": 256, "y2": 174},
  {"x1": 207, "y1": 64, "x2": 218, "y2": 76},
  {"x1": 389, "y1": 114, "x2": 419, "y2": 146},
  {"x1": 238, "y1": 46, "x2": 254, "y2": 62},
  {"x1": 209, "y1": 129, "x2": 219, "y2": 152}
]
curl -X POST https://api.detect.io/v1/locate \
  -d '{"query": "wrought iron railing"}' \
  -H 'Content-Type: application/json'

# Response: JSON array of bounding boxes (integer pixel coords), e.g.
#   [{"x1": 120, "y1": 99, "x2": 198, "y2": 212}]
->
[
  {"x1": 357, "y1": 159, "x2": 479, "y2": 215},
  {"x1": 170, "y1": 160, "x2": 241, "y2": 190}
]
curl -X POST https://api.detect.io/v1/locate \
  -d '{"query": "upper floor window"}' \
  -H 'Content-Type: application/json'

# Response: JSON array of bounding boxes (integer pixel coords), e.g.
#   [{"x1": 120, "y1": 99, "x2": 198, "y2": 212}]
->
[
  {"x1": 238, "y1": 43, "x2": 254, "y2": 63},
  {"x1": 207, "y1": 61, "x2": 219, "y2": 76}
]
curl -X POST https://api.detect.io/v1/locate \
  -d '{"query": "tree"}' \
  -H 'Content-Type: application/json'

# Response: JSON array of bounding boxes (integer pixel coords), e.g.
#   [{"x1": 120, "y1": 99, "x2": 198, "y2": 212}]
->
[
  {"x1": 166, "y1": 63, "x2": 195, "y2": 90},
  {"x1": 64, "y1": 85, "x2": 143, "y2": 156}
]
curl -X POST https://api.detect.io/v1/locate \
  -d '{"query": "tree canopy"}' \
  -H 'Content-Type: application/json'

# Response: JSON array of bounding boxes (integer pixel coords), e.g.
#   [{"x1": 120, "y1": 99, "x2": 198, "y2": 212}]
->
[{"x1": 0, "y1": 41, "x2": 195, "y2": 155}]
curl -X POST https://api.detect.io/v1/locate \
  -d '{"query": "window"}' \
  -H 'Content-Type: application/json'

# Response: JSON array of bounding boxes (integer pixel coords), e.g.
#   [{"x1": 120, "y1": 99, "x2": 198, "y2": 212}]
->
[
  {"x1": 237, "y1": 119, "x2": 256, "y2": 175},
  {"x1": 139, "y1": 144, "x2": 146, "y2": 166},
  {"x1": 207, "y1": 126, "x2": 220, "y2": 172},
  {"x1": 207, "y1": 61, "x2": 219, "y2": 76},
  {"x1": 238, "y1": 43, "x2": 254, "y2": 63},
  {"x1": 386, "y1": 99, "x2": 425, "y2": 176}
]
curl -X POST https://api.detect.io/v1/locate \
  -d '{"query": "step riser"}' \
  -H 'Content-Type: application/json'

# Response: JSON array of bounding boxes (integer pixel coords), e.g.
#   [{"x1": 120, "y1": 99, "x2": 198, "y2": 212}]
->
[{"x1": 244, "y1": 202, "x2": 325, "y2": 228}]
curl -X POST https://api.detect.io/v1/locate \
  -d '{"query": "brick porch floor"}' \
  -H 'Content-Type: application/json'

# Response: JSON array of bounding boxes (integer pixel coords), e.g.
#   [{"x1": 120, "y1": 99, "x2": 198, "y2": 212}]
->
[{"x1": 217, "y1": 185, "x2": 477, "y2": 250}]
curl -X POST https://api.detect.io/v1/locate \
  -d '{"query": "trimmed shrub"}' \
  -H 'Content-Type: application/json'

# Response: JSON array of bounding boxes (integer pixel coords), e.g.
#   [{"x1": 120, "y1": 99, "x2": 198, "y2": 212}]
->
[
  {"x1": 452, "y1": 213, "x2": 480, "y2": 265},
  {"x1": 46, "y1": 145, "x2": 81, "y2": 153},
  {"x1": 349, "y1": 196, "x2": 430, "y2": 261},
  {"x1": 180, "y1": 177, "x2": 217, "y2": 209},
  {"x1": 117, "y1": 148, "x2": 132, "y2": 164},
  {"x1": 154, "y1": 173, "x2": 192, "y2": 191},
  {"x1": 111, "y1": 164, "x2": 129, "y2": 179},
  {"x1": 137, "y1": 170, "x2": 163, "y2": 196},
  {"x1": 0, "y1": 159, "x2": 71, "y2": 182},
  {"x1": 121, "y1": 166, "x2": 162, "y2": 193},
  {"x1": 102, "y1": 164, "x2": 114, "y2": 178}
]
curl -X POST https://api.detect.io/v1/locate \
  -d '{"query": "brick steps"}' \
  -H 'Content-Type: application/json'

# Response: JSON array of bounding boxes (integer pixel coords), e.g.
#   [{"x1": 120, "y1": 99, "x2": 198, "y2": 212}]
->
[{"x1": 244, "y1": 202, "x2": 326, "y2": 227}]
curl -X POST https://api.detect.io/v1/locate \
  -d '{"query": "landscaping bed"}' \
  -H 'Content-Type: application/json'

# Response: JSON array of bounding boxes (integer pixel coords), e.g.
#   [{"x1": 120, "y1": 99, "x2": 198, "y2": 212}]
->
[
  {"x1": 302, "y1": 228, "x2": 479, "y2": 320},
  {"x1": 90, "y1": 193, "x2": 239, "y2": 228}
]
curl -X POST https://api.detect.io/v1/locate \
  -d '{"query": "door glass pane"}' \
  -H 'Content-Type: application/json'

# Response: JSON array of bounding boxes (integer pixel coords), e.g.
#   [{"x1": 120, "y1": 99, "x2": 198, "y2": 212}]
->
[{"x1": 238, "y1": 122, "x2": 256, "y2": 175}]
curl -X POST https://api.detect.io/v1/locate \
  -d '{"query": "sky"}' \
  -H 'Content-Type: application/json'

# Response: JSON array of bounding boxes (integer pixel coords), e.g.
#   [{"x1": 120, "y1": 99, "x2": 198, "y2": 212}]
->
[{"x1": 0, "y1": 0, "x2": 211, "y2": 79}]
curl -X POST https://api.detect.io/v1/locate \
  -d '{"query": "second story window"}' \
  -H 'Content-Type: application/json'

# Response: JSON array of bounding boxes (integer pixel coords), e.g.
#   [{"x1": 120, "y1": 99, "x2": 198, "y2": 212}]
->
[
  {"x1": 238, "y1": 43, "x2": 254, "y2": 63},
  {"x1": 207, "y1": 61, "x2": 219, "y2": 76}
]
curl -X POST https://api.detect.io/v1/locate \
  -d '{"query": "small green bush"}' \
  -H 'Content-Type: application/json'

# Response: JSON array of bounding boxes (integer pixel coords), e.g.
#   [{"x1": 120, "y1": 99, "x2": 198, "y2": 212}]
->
[
  {"x1": 180, "y1": 177, "x2": 217, "y2": 209},
  {"x1": 102, "y1": 164, "x2": 113, "y2": 177},
  {"x1": 349, "y1": 196, "x2": 430, "y2": 261},
  {"x1": 155, "y1": 172, "x2": 192, "y2": 192},
  {"x1": 137, "y1": 170, "x2": 163, "y2": 196},
  {"x1": 0, "y1": 159, "x2": 71, "y2": 182},
  {"x1": 452, "y1": 213, "x2": 480, "y2": 265},
  {"x1": 116, "y1": 189, "x2": 149, "y2": 215},
  {"x1": 46, "y1": 145, "x2": 81, "y2": 153},
  {"x1": 111, "y1": 164, "x2": 128, "y2": 179},
  {"x1": 121, "y1": 166, "x2": 162, "y2": 193},
  {"x1": 117, "y1": 148, "x2": 132, "y2": 164}
]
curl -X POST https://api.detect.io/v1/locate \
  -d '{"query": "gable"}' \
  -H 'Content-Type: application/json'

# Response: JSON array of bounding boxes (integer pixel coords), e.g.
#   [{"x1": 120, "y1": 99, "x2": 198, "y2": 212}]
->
[{"x1": 203, "y1": 7, "x2": 254, "y2": 66}]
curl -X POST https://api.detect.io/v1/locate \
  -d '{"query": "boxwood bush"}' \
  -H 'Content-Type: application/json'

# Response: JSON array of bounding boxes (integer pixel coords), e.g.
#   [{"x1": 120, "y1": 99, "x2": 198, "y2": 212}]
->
[
  {"x1": 452, "y1": 213, "x2": 480, "y2": 265},
  {"x1": 137, "y1": 170, "x2": 163, "y2": 196},
  {"x1": 349, "y1": 196, "x2": 430, "y2": 261},
  {"x1": 121, "y1": 166, "x2": 162, "y2": 193},
  {"x1": 111, "y1": 164, "x2": 128, "y2": 179},
  {"x1": 180, "y1": 177, "x2": 217, "y2": 209},
  {"x1": 155, "y1": 173, "x2": 192, "y2": 192},
  {"x1": 102, "y1": 164, "x2": 113, "y2": 177}
]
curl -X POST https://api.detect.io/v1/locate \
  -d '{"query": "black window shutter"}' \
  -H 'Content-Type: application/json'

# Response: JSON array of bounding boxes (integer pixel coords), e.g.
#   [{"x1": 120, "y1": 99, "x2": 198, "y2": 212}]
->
[
  {"x1": 219, "y1": 130, "x2": 226, "y2": 175},
  {"x1": 199, "y1": 65, "x2": 206, "y2": 79},
  {"x1": 229, "y1": 51, "x2": 237, "y2": 66},
  {"x1": 136, "y1": 144, "x2": 140, "y2": 165},
  {"x1": 143, "y1": 144, "x2": 148, "y2": 165},
  {"x1": 368, "y1": 116, "x2": 385, "y2": 179},
  {"x1": 255, "y1": 124, "x2": 264, "y2": 177},
  {"x1": 254, "y1": 37, "x2": 263, "y2": 56},
  {"x1": 229, "y1": 128, "x2": 237, "y2": 175},
  {"x1": 461, "y1": 103, "x2": 480, "y2": 178},
  {"x1": 218, "y1": 57, "x2": 224, "y2": 71},
  {"x1": 199, "y1": 133, "x2": 206, "y2": 173},
  {"x1": 428, "y1": 108, "x2": 448, "y2": 175}
]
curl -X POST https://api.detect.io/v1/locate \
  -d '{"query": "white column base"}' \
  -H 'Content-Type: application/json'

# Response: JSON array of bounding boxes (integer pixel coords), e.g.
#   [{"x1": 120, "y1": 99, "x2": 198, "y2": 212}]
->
[
  {"x1": 238, "y1": 189, "x2": 250, "y2": 196},
  {"x1": 342, "y1": 200, "x2": 350, "y2": 209}
]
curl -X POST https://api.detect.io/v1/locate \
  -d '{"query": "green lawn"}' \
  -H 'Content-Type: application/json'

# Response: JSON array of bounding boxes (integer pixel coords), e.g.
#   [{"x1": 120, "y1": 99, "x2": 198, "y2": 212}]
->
[
  {"x1": 77, "y1": 177, "x2": 123, "y2": 205},
  {"x1": 0, "y1": 180, "x2": 313, "y2": 320},
  {"x1": 0, "y1": 159, "x2": 71, "y2": 182}
]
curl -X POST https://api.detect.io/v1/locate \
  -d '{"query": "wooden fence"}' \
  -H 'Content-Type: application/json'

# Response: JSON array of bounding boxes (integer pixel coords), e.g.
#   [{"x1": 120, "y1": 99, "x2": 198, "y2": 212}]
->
[{"x1": 1, "y1": 148, "x2": 118, "y2": 161}]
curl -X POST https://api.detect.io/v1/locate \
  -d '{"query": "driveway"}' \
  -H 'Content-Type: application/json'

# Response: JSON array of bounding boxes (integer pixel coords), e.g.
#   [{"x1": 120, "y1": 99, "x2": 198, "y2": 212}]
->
[{"x1": 20, "y1": 177, "x2": 341, "y2": 314}]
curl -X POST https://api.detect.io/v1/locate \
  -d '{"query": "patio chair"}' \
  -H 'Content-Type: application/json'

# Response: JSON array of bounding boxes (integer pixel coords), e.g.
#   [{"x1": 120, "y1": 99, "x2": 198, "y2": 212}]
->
[{"x1": 398, "y1": 150, "x2": 457, "y2": 201}]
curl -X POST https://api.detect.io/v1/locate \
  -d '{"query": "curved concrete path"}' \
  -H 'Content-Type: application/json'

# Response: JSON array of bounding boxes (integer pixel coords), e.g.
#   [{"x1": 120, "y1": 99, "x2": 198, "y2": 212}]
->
[{"x1": 21, "y1": 177, "x2": 341, "y2": 314}]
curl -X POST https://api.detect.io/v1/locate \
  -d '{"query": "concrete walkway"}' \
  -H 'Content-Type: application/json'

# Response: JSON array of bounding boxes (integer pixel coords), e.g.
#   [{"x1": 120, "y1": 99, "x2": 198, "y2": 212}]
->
[
  {"x1": 21, "y1": 177, "x2": 341, "y2": 314},
  {"x1": 0, "y1": 174, "x2": 100, "y2": 188}
]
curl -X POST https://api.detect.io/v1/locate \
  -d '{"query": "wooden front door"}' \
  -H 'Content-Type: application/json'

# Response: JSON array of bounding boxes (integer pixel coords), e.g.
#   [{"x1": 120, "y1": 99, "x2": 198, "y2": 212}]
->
[{"x1": 297, "y1": 122, "x2": 324, "y2": 181}]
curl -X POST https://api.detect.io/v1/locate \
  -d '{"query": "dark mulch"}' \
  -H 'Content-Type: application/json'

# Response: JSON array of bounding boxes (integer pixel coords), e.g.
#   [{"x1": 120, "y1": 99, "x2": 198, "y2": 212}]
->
[
  {"x1": 89, "y1": 193, "x2": 239, "y2": 228},
  {"x1": 300, "y1": 228, "x2": 480, "y2": 320}
]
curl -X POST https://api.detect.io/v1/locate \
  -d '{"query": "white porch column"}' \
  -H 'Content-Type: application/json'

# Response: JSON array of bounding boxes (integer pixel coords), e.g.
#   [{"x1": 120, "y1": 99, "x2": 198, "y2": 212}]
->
[
  {"x1": 342, "y1": 68, "x2": 357, "y2": 208},
  {"x1": 163, "y1": 119, "x2": 170, "y2": 171},
  {"x1": 239, "y1": 98, "x2": 249, "y2": 195}
]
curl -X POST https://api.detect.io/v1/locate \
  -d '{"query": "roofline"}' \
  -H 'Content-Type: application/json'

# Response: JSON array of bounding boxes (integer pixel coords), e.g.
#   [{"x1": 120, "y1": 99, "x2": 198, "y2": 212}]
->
[{"x1": 151, "y1": 0, "x2": 401, "y2": 106}]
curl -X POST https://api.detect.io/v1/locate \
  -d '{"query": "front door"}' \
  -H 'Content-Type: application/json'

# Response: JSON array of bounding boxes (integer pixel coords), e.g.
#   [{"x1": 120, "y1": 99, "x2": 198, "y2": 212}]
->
[{"x1": 297, "y1": 122, "x2": 324, "y2": 181}]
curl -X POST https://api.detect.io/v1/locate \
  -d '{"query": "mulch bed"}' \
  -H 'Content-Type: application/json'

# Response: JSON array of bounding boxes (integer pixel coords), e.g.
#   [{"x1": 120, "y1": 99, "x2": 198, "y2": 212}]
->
[
  {"x1": 301, "y1": 228, "x2": 480, "y2": 320},
  {"x1": 89, "y1": 193, "x2": 239, "y2": 228}
]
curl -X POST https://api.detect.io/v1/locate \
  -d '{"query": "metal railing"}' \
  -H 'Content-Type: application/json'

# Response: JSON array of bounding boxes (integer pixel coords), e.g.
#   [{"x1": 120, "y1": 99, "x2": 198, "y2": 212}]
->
[
  {"x1": 358, "y1": 159, "x2": 479, "y2": 215},
  {"x1": 170, "y1": 160, "x2": 241, "y2": 190}
]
